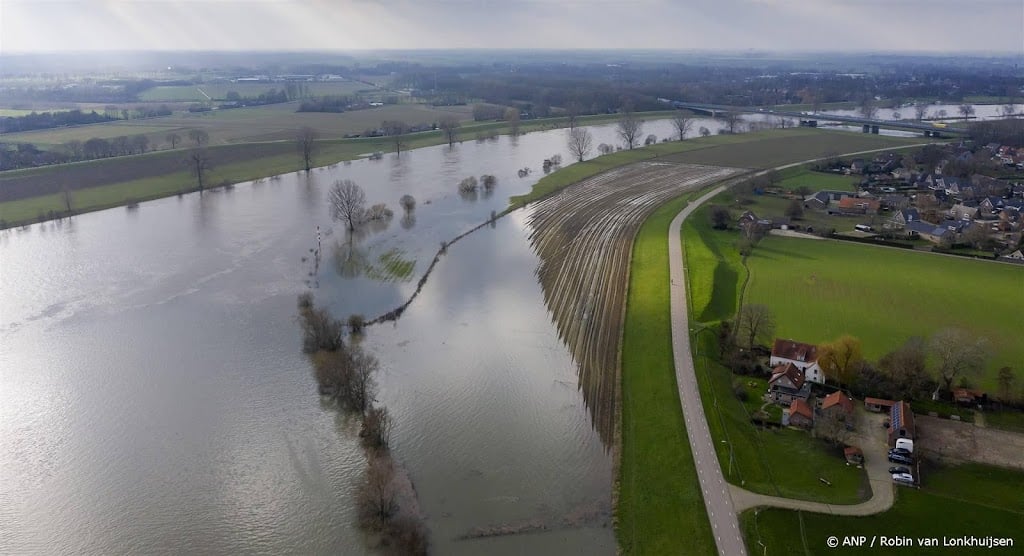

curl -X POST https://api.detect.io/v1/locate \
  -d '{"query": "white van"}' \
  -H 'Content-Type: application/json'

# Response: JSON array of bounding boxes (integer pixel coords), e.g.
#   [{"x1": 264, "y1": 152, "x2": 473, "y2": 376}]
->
[
  {"x1": 854, "y1": 224, "x2": 873, "y2": 232},
  {"x1": 895, "y1": 438, "x2": 914, "y2": 453}
]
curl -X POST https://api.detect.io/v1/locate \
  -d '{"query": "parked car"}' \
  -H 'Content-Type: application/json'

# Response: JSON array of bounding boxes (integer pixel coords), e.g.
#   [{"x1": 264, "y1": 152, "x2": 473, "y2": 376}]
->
[
  {"x1": 889, "y1": 466, "x2": 911, "y2": 474},
  {"x1": 888, "y1": 452, "x2": 914, "y2": 465},
  {"x1": 889, "y1": 447, "x2": 911, "y2": 456},
  {"x1": 892, "y1": 472, "x2": 915, "y2": 485}
]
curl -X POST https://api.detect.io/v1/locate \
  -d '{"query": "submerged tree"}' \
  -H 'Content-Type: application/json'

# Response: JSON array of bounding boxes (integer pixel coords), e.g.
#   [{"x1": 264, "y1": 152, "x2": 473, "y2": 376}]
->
[
  {"x1": 566, "y1": 127, "x2": 593, "y2": 162},
  {"x1": 383, "y1": 120, "x2": 408, "y2": 157},
  {"x1": 438, "y1": 116, "x2": 460, "y2": 147},
  {"x1": 297, "y1": 126, "x2": 319, "y2": 171},
  {"x1": 672, "y1": 112, "x2": 693, "y2": 140},
  {"x1": 399, "y1": 194, "x2": 416, "y2": 214},
  {"x1": 329, "y1": 179, "x2": 367, "y2": 231},
  {"x1": 187, "y1": 148, "x2": 211, "y2": 193},
  {"x1": 616, "y1": 104, "x2": 643, "y2": 150}
]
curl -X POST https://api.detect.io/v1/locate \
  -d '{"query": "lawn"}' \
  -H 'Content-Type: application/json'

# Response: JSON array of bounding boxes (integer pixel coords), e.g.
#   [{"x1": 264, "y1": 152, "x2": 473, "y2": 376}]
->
[
  {"x1": 742, "y1": 463, "x2": 1024, "y2": 555},
  {"x1": 777, "y1": 166, "x2": 859, "y2": 193},
  {"x1": 984, "y1": 409, "x2": 1024, "y2": 434},
  {"x1": 744, "y1": 236, "x2": 1024, "y2": 389},
  {"x1": 618, "y1": 193, "x2": 716, "y2": 555}
]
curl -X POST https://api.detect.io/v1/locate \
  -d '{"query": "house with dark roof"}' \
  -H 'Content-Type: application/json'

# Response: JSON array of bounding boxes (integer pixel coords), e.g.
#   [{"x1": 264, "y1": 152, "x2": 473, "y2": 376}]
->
[
  {"x1": 891, "y1": 207, "x2": 920, "y2": 228},
  {"x1": 787, "y1": 398, "x2": 814, "y2": 429},
  {"x1": 949, "y1": 203, "x2": 979, "y2": 221},
  {"x1": 953, "y1": 388, "x2": 986, "y2": 405},
  {"x1": 888, "y1": 401, "x2": 915, "y2": 447},
  {"x1": 770, "y1": 339, "x2": 824, "y2": 384},
  {"x1": 905, "y1": 220, "x2": 951, "y2": 243},
  {"x1": 768, "y1": 362, "x2": 812, "y2": 405}
]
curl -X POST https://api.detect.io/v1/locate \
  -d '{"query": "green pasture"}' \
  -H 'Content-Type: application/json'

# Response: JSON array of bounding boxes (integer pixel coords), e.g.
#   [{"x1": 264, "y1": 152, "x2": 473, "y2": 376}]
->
[
  {"x1": 745, "y1": 237, "x2": 1024, "y2": 389},
  {"x1": 742, "y1": 463, "x2": 1024, "y2": 555}
]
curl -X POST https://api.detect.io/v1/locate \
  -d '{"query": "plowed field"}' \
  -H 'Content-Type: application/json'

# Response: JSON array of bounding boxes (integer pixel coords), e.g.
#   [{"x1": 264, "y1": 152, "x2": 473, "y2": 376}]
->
[{"x1": 526, "y1": 161, "x2": 742, "y2": 443}]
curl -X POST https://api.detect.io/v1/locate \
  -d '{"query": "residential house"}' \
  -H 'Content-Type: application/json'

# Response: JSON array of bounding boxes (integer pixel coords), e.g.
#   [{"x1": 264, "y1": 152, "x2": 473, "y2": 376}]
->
[
  {"x1": 949, "y1": 203, "x2": 979, "y2": 221},
  {"x1": 771, "y1": 339, "x2": 825, "y2": 384},
  {"x1": 891, "y1": 207, "x2": 920, "y2": 228},
  {"x1": 850, "y1": 159, "x2": 866, "y2": 174},
  {"x1": 953, "y1": 388, "x2": 986, "y2": 405},
  {"x1": 888, "y1": 401, "x2": 915, "y2": 448},
  {"x1": 1000, "y1": 249, "x2": 1024, "y2": 262},
  {"x1": 820, "y1": 391, "x2": 855, "y2": 422},
  {"x1": 979, "y1": 196, "x2": 1004, "y2": 215},
  {"x1": 879, "y1": 194, "x2": 910, "y2": 212},
  {"x1": 865, "y1": 397, "x2": 895, "y2": 413},
  {"x1": 787, "y1": 398, "x2": 814, "y2": 429},
  {"x1": 804, "y1": 190, "x2": 848, "y2": 210},
  {"x1": 905, "y1": 220, "x2": 951, "y2": 244},
  {"x1": 768, "y1": 362, "x2": 812, "y2": 405}
]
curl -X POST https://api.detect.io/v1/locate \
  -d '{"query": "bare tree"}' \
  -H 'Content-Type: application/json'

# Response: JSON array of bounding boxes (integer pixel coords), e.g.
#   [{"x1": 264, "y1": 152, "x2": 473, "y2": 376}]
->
[
  {"x1": 358, "y1": 455, "x2": 397, "y2": 525},
  {"x1": 382, "y1": 121, "x2": 407, "y2": 156},
  {"x1": 131, "y1": 135, "x2": 150, "y2": 154},
  {"x1": 929, "y1": 327, "x2": 988, "y2": 393},
  {"x1": 297, "y1": 127, "x2": 319, "y2": 171},
  {"x1": 734, "y1": 304, "x2": 776, "y2": 350},
  {"x1": 672, "y1": 112, "x2": 693, "y2": 141},
  {"x1": 566, "y1": 127, "x2": 593, "y2": 162},
  {"x1": 438, "y1": 116, "x2": 460, "y2": 146},
  {"x1": 914, "y1": 103, "x2": 929, "y2": 121},
  {"x1": 1002, "y1": 103, "x2": 1018, "y2": 118},
  {"x1": 64, "y1": 140, "x2": 84, "y2": 160},
  {"x1": 329, "y1": 179, "x2": 367, "y2": 231},
  {"x1": 699, "y1": 126, "x2": 711, "y2": 137},
  {"x1": 187, "y1": 128, "x2": 209, "y2": 147},
  {"x1": 859, "y1": 98, "x2": 878, "y2": 120},
  {"x1": 505, "y1": 107, "x2": 520, "y2": 136},
  {"x1": 958, "y1": 104, "x2": 975, "y2": 120},
  {"x1": 166, "y1": 132, "x2": 181, "y2": 149},
  {"x1": 361, "y1": 405, "x2": 392, "y2": 450},
  {"x1": 62, "y1": 186, "x2": 73, "y2": 214},
  {"x1": 565, "y1": 101, "x2": 582, "y2": 130},
  {"x1": 996, "y1": 367, "x2": 1016, "y2": 403},
  {"x1": 399, "y1": 194, "x2": 416, "y2": 214},
  {"x1": 723, "y1": 110, "x2": 743, "y2": 134},
  {"x1": 814, "y1": 408, "x2": 851, "y2": 446},
  {"x1": 346, "y1": 345, "x2": 379, "y2": 414},
  {"x1": 187, "y1": 149, "x2": 211, "y2": 193},
  {"x1": 878, "y1": 337, "x2": 933, "y2": 400},
  {"x1": 616, "y1": 105, "x2": 643, "y2": 150}
]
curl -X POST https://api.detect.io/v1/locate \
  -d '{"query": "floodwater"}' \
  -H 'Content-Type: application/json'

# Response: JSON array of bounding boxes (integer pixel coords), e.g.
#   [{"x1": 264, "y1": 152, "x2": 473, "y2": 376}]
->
[
  {"x1": 0, "y1": 117, "x2": 703, "y2": 555},
  {"x1": 0, "y1": 104, "x2": 1011, "y2": 554}
]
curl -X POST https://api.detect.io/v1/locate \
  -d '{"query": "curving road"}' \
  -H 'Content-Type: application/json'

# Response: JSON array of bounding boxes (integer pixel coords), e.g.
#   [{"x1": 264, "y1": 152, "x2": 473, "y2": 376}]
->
[{"x1": 666, "y1": 145, "x2": 929, "y2": 556}]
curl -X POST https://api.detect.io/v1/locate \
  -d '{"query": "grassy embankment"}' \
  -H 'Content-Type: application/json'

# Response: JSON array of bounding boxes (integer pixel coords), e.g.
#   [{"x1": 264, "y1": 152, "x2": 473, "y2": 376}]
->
[
  {"x1": 743, "y1": 463, "x2": 1024, "y2": 555},
  {"x1": 683, "y1": 203, "x2": 869, "y2": 505},
  {"x1": 744, "y1": 236, "x2": 1024, "y2": 389},
  {"x1": 0, "y1": 109, "x2": 677, "y2": 227},
  {"x1": 618, "y1": 192, "x2": 717, "y2": 555}
]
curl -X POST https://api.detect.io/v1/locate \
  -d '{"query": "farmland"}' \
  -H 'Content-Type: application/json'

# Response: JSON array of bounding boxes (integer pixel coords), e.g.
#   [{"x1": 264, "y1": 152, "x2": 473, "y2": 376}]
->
[
  {"x1": 137, "y1": 80, "x2": 374, "y2": 102},
  {"x1": 1, "y1": 101, "x2": 474, "y2": 148},
  {"x1": 527, "y1": 162, "x2": 741, "y2": 444},
  {"x1": 744, "y1": 236, "x2": 1024, "y2": 388},
  {"x1": 742, "y1": 463, "x2": 1024, "y2": 555}
]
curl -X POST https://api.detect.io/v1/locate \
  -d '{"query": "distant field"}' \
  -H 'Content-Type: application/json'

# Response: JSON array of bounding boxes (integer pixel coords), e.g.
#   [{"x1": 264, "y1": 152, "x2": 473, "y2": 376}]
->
[
  {"x1": 745, "y1": 237, "x2": 1023, "y2": 388},
  {"x1": 743, "y1": 463, "x2": 1024, "y2": 555},
  {"x1": 0, "y1": 109, "x2": 45, "y2": 117},
  {"x1": 777, "y1": 166, "x2": 858, "y2": 192},
  {"x1": 0, "y1": 102, "x2": 474, "y2": 148},
  {"x1": 137, "y1": 81, "x2": 375, "y2": 102},
  {"x1": 660, "y1": 131, "x2": 925, "y2": 168}
]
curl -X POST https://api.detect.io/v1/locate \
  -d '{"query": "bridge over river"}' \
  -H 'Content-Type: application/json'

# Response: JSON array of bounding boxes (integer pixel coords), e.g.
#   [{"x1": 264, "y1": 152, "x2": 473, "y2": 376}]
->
[{"x1": 672, "y1": 101, "x2": 967, "y2": 137}]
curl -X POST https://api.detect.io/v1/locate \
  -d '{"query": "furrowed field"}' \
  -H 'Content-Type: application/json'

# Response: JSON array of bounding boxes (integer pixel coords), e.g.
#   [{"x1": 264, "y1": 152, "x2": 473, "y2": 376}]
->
[{"x1": 745, "y1": 237, "x2": 1024, "y2": 388}]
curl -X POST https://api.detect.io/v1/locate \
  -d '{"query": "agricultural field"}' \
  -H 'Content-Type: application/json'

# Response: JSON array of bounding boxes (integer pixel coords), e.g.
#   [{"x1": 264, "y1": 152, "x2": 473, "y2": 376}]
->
[
  {"x1": 744, "y1": 237, "x2": 1024, "y2": 389},
  {"x1": 527, "y1": 162, "x2": 741, "y2": 444},
  {"x1": 660, "y1": 130, "x2": 926, "y2": 169},
  {"x1": 742, "y1": 463, "x2": 1024, "y2": 555},
  {"x1": 1, "y1": 101, "x2": 474, "y2": 148},
  {"x1": 136, "y1": 80, "x2": 375, "y2": 102},
  {"x1": 776, "y1": 166, "x2": 859, "y2": 193}
]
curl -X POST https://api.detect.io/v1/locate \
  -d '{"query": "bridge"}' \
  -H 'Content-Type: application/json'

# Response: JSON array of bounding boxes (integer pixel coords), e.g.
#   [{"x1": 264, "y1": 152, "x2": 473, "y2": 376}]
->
[{"x1": 670, "y1": 101, "x2": 967, "y2": 137}]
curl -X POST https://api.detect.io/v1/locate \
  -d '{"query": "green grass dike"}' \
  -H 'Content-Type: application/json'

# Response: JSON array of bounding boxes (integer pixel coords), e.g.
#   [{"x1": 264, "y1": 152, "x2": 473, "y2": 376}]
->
[{"x1": 617, "y1": 192, "x2": 717, "y2": 555}]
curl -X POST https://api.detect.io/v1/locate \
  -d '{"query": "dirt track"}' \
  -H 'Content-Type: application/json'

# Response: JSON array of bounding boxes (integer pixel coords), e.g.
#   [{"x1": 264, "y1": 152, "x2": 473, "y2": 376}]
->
[{"x1": 526, "y1": 161, "x2": 741, "y2": 443}]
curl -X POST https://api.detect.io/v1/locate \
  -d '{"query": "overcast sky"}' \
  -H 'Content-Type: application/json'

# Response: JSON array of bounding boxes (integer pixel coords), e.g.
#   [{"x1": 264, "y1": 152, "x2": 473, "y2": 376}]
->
[{"x1": 2, "y1": 0, "x2": 1023, "y2": 54}]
